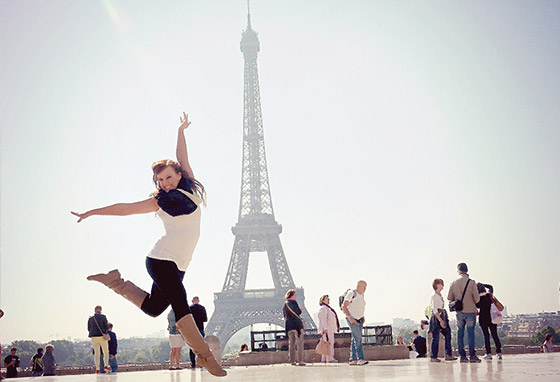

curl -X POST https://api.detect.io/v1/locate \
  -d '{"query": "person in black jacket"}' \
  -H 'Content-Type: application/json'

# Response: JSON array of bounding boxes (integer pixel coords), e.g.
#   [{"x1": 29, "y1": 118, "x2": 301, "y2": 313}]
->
[
  {"x1": 107, "y1": 323, "x2": 118, "y2": 372},
  {"x1": 283, "y1": 289, "x2": 305, "y2": 366},
  {"x1": 87, "y1": 305, "x2": 111, "y2": 373},
  {"x1": 189, "y1": 297, "x2": 207, "y2": 368},
  {"x1": 476, "y1": 283, "x2": 502, "y2": 360}
]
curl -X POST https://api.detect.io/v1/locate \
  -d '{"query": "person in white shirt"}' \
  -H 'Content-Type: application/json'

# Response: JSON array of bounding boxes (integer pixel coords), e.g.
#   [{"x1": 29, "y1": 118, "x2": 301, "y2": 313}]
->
[
  {"x1": 342, "y1": 280, "x2": 368, "y2": 366},
  {"x1": 430, "y1": 278, "x2": 457, "y2": 362}
]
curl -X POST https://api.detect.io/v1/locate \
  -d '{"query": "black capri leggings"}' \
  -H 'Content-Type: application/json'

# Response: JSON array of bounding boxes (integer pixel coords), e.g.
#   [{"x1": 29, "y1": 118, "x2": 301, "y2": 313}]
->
[{"x1": 141, "y1": 257, "x2": 191, "y2": 320}]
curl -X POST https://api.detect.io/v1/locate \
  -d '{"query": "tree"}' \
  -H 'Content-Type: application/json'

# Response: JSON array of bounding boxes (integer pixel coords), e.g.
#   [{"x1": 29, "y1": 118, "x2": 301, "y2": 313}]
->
[
  {"x1": 151, "y1": 340, "x2": 171, "y2": 362},
  {"x1": 134, "y1": 351, "x2": 150, "y2": 364},
  {"x1": 49, "y1": 340, "x2": 74, "y2": 364}
]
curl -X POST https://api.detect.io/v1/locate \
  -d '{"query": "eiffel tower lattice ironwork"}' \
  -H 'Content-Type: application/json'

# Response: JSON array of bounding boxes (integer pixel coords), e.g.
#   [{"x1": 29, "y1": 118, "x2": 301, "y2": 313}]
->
[{"x1": 206, "y1": 7, "x2": 316, "y2": 348}]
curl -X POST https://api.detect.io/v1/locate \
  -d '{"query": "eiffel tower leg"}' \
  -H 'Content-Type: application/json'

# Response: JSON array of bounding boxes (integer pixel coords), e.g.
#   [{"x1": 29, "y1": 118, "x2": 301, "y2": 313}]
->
[
  {"x1": 222, "y1": 235, "x2": 250, "y2": 291},
  {"x1": 265, "y1": 235, "x2": 295, "y2": 290}
]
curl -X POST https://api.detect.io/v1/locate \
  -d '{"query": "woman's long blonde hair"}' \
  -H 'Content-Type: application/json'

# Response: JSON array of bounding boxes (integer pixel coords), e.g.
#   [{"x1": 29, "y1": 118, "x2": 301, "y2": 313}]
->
[{"x1": 151, "y1": 159, "x2": 206, "y2": 202}]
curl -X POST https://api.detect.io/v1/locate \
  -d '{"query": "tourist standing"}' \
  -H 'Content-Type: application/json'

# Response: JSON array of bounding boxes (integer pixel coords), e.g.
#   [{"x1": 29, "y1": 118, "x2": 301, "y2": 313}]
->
[
  {"x1": 88, "y1": 305, "x2": 111, "y2": 374},
  {"x1": 3, "y1": 348, "x2": 20, "y2": 378},
  {"x1": 476, "y1": 283, "x2": 502, "y2": 359},
  {"x1": 341, "y1": 280, "x2": 368, "y2": 366},
  {"x1": 107, "y1": 323, "x2": 118, "y2": 372},
  {"x1": 30, "y1": 348, "x2": 44, "y2": 376},
  {"x1": 430, "y1": 278, "x2": 457, "y2": 362},
  {"x1": 72, "y1": 113, "x2": 225, "y2": 376},
  {"x1": 283, "y1": 289, "x2": 305, "y2": 366},
  {"x1": 317, "y1": 295, "x2": 340, "y2": 363},
  {"x1": 168, "y1": 309, "x2": 186, "y2": 370},
  {"x1": 447, "y1": 263, "x2": 481, "y2": 363},
  {"x1": 42, "y1": 344, "x2": 57, "y2": 376},
  {"x1": 189, "y1": 296, "x2": 208, "y2": 368}
]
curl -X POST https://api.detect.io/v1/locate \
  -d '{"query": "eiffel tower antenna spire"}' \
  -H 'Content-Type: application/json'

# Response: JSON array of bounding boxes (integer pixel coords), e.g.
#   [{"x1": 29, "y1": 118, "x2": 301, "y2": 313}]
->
[
  {"x1": 206, "y1": 3, "x2": 316, "y2": 349},
  {"x1": 247, "y1": 0, "x2": 252, "y2": 29}
]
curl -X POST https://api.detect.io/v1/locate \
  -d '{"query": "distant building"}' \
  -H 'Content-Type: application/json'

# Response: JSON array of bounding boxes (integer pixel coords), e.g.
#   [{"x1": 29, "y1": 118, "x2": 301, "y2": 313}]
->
[
  {"x1": 392, "y1": 318, "x2": 416, "y2": 328},
  {"x1": 501, "y1": 311, "x2": 560, "y2": 338}
]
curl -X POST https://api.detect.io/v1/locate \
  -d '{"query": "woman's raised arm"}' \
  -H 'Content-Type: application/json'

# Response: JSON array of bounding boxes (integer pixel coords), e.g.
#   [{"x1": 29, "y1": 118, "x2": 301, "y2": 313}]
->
[
  {"x1": 176, "y1": 112, "x2": 194, "y2": 179},
  {"x1": 71, "y1": 198, "x2": 158, "y2": 223}
]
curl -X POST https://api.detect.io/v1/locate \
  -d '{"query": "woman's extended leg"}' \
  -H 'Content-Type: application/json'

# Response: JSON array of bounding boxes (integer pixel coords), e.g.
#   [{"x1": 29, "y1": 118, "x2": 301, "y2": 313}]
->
[{"x1": 87, "y1": 269, "x2": 148, "y2": 309}]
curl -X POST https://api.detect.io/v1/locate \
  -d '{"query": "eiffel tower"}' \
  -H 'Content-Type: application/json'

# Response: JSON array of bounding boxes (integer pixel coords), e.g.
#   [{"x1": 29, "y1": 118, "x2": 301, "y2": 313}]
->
[{"x1": 205, "y1": 5, "x2": 316, "y2": 348}]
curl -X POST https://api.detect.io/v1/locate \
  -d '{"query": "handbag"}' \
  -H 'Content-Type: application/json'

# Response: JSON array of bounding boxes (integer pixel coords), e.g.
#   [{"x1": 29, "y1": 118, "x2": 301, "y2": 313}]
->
[
  {"x1": 490, "y1": 303, "x2": 503, "y2": 324},
  {"x1": 315, "y1": 334, "x2": 331, "y2": 356},
  {"x1": 93, "y1": 316, "x2": 111, "y2": 341},
  {"x1": 449, "y1": 279, "x2": 470, "y2": 312},
  {"x1": 492, "y1": 296, "x2": 504, "y2": 312}
]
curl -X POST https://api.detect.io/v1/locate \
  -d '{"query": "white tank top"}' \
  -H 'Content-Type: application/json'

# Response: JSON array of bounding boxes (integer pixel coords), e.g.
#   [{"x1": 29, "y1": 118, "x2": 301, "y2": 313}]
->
[{"x1": 146, "y1": 189, "x2": 202, "y2": 271}]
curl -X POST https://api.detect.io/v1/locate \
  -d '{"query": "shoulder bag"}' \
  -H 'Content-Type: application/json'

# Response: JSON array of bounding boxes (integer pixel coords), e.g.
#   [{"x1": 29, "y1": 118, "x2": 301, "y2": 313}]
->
[
  {"x1": 93, "y1": 316, "x2": 111, "y2": 341},
  {"x1": 449, "y1": 279, "x2": 470, "y2": 312},
  {"x1": 491, "y1": 295, "x2": 504, "y2": 312},
  {"x1": 284, "y1": 301, "x2": 306, "y2": 330}
]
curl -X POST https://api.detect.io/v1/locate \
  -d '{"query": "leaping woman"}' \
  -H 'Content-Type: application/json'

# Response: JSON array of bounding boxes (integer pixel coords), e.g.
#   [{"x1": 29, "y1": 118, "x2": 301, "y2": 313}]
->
[{"x1": 71, "y1": 113, "x2": 226, "y2": 377}]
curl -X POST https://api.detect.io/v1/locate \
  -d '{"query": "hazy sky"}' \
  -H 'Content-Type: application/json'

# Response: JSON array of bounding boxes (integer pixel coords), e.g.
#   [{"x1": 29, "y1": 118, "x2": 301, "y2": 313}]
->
[{"x1": 1, "y1": 1, "x2": 559, "y2": 345}]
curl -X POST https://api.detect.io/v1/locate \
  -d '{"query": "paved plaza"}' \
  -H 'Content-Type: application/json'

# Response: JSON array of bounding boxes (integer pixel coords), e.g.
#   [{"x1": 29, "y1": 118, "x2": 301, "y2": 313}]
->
[{"x1": 10, "y1": 353, "x2": 560, "y2": 381}]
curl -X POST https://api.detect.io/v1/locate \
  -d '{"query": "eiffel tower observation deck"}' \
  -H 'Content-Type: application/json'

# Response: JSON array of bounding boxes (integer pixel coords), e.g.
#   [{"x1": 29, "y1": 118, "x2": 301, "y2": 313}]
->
[{"x1": 206, "y1": 5, "x2": 316, "y2": 348}]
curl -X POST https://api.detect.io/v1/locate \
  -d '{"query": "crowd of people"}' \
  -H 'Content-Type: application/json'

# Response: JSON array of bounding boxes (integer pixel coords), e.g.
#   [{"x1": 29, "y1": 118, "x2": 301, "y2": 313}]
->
[
  {"x1": 279, "y1": 262, "x2": 514, "y2": 366},
  {"x1": 2, "y1": 345, "x2": 57, "y2": 379}
]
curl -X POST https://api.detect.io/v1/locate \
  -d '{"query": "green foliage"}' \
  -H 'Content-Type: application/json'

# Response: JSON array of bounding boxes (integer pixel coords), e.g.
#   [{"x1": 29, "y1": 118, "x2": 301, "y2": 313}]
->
[
  {"x1": 133, "y1": 351, "x2": 150, "y2": 364},
  {"x1": 532, "y1": 326, "x2": 560, "y2": 345},
  {"x1": 151, "y1": 341, "x2": 171, "y2": 363}
]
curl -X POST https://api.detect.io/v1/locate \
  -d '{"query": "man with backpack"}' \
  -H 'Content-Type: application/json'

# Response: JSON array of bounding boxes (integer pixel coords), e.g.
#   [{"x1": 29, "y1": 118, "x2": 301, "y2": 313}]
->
[
  {"x1": 30, "y1": 348, "x2": 44, "y2": 376},
  {"x1": 341, "y1": 280, "x2": 368, "y2": 365},
  {"x1": 447, "y1": 263, "x2": 481, "y2": 363}
]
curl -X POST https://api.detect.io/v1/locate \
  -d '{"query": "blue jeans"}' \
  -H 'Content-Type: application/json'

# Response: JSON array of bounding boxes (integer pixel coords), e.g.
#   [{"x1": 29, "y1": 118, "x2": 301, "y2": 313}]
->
[
  {"x1": 347, "y1": 318, "x2": 364, "y2": 361},
  {"x1": 109, "y1": 356, "x2": 118, "y2": 372},
  {"x1": 430, "y1": 315, "x2": 452, "y2": 358},
  {"x1": 456, "y1": 312, "x2": 476, "y2": 357}
]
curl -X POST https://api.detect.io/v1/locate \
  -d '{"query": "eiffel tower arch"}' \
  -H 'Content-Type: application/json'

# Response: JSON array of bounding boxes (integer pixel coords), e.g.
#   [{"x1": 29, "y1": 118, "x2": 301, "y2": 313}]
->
[{"x1": 206, "y1": 6, "x2": 316, "y2": 349}]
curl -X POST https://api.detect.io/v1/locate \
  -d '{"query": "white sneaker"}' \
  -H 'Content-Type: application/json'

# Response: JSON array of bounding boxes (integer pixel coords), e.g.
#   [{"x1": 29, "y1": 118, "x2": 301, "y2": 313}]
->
[
  {"x1": 497, "y1": 353, "x2": 502, "y2": 360},
  {"x1": 483, "y1": 354, "x2": 492, "y2": 360},
  {"x1": 349, "y1": 360, "x2": 358, "y2": 365},
  {"x1": 356, "y1": 360, "x2": 369, "y2": 366}
]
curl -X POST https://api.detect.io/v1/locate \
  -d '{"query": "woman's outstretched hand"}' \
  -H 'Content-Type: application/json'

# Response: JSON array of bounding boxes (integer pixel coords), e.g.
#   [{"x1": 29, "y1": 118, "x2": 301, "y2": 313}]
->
[
  {"x1": 179, "y1": 112, "x2": 191, "y2": 131},
  {"x1": 71, "y1": 211, "x2": 91, "y2": 223}
]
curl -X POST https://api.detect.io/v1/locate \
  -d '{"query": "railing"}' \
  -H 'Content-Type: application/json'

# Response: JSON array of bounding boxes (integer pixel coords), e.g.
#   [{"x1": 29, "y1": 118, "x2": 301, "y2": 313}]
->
[{"x1": 250, "y1": 325, "x2": 393, "y2": 351}]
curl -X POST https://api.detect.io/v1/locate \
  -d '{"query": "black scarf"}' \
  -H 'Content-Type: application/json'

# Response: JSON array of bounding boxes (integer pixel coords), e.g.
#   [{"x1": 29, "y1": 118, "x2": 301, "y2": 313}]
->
[{"x1": 155, "y1": 178, "x2": 197, "y2": 216}]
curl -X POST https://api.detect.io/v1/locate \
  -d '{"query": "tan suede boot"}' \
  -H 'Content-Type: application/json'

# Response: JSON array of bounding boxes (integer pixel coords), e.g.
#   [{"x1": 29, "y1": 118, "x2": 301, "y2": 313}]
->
[
  {"x1": 176, "y1": 314, "x2": 227, "y2": 377},
  {"x1": 87, "y1": 270, "x2": 148, "y2": 309},
  {"x1": 87, "y1": 269, "x2": 122, "y2": 286}
]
